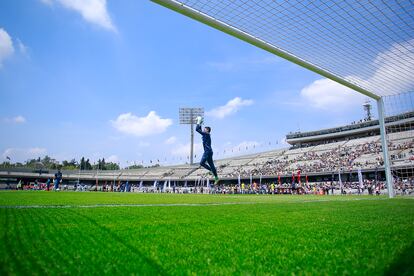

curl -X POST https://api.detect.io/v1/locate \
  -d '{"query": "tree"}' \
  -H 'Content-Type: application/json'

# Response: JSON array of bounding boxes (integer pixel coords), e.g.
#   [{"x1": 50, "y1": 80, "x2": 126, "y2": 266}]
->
[
  {"x1": 80, "y1": 157, "x2": 86, "y2": 170},
  {"x1": 1, "y1": 155, "x2": 114, "y2": 171},
  {"x1": 105, "y1": 162, "x2": 120, "y2": 170},
  {"x1": 85, "y1": 159, "x2": 92, "y2": 170},
  {"x1": 61, "y1": 159, "x2": 77, "y2": 170},
  {"x1": 128, "y1": 164, "x2": 143, "y2": 169}
]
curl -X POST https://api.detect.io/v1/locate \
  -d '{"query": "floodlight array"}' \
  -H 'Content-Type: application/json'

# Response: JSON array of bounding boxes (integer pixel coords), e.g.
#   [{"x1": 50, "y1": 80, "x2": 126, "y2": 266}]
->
[{"x1": 179, "y1": 107, "x2": 204, "y2": 124}]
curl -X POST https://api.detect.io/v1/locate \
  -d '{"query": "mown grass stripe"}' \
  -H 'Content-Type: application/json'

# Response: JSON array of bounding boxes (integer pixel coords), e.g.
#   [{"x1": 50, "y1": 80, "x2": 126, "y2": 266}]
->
[
  {"x1": 1, "y1": 193, "x2": 412, "y2": 275},
  {"x1": 0, "y1": 197, "x2": 391, "y2": 209}
]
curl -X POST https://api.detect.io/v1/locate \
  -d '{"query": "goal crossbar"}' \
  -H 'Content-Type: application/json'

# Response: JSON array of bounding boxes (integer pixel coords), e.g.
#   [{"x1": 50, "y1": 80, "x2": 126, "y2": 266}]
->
[{"x1": 151, "y1": 0, "x2": 380, "y2": 100}]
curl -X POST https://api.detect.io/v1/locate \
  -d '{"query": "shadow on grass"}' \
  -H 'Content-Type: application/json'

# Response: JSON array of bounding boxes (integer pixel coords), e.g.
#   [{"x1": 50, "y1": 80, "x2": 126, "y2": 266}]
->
[
  {"x1": 384, "y1": 242, "x2": 414, "y2": 276},
  {"x1": 70, "y1": 209, "x2": 167, "y2": 275}
]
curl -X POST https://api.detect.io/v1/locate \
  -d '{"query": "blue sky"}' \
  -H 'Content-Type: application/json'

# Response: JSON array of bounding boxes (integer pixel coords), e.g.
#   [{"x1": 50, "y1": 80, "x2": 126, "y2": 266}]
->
[{"x1": 0, "y1": 0, "x2": 374, "y2": 166}]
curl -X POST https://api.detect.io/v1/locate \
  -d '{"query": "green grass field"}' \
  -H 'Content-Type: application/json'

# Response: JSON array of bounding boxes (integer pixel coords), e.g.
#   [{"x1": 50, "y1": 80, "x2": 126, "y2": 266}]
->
[{"x1": 0, "y1": 191, "x2": 413, "y2": 275}]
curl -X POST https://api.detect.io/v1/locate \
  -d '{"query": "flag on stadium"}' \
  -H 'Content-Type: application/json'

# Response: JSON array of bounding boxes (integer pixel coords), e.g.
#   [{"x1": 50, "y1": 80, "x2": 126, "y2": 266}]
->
[
  {"x1": 238, "y1": 174, "x2": 241, "y2": 186},
  {"x1": 278, "y1": 173, "x2": 281, "y2": 184},
  {"x1": 339, "y1": 171, "x2": 343, "y2": 193},
  {"x1": 297, "y1": 170, "x2": 301, "y2": 184}
]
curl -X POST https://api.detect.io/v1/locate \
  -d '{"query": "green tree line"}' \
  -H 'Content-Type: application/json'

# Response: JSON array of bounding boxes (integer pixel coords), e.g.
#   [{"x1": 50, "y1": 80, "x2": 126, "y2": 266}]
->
[{"x1": 1, "y1": 156, "x2": 120, "y2": 171}]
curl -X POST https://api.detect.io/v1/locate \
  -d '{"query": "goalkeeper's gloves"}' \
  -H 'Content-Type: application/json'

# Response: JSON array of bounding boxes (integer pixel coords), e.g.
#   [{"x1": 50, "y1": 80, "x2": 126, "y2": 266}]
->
[{"x1": 196, "y1": 116, "x2": 203, "y2": 125}]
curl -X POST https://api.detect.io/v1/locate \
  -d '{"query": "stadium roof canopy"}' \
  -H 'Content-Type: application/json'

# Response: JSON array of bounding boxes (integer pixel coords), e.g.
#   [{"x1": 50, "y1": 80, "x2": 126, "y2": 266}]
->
[{"x1": 151, "y1": 0, "x2": 414, "y2": 99}]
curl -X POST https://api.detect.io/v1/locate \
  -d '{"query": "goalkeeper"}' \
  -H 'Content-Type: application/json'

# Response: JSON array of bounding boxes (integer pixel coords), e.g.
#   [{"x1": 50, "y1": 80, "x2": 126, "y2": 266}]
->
[{"x1": 196, "y1": 116, "x2": 219, "y2": 185}]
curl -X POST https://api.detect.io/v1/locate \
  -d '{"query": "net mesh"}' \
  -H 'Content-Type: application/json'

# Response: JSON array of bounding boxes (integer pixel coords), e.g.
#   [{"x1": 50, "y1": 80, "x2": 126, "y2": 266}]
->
[
  {"x1": 383, "y1": 92, "x2": 414, "y2": 195},
  {"x1": 161, "y1": 0, "x2": 414, "y2": 97},
  {"x1": 153, "y1": 0, "x2": 414, "y2": 195}
]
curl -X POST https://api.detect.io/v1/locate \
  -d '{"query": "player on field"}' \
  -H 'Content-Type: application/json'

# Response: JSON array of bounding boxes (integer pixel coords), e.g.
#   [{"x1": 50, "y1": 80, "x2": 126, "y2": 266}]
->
[
  {"x1": 54, "y1": 169, "x2": 62, "y2": 191},
  {"x1": 196, "y1": 116, "x2": 219, "y2": 185}
]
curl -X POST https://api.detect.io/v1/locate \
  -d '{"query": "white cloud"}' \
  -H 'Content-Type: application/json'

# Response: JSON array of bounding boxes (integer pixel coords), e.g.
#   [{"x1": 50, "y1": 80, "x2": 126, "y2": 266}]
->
[
  {"x1": 300, "y1": 78, "x2": 365, "y2": 110},
  {"x1": 29, "y1": 147, "x2": 47, "y2": 155},
  {"x1": 207, "y1": 97, "x2": 254, "y2": 119},
  {"x1": 42, "y1": 0, "x2": 116, "y2": 32},
  {"x1": 347, "y1": 39, "x2": 414, "y2": 96},
  {"x1": 2, "y1": 147, "x2": 47, "y2": 162},
  {"x1": 171, "y1": 143, "x2": 203, "y2": 157},
  {"x1": 111, "y1": 111, "x2": 173, "y2": 137},
  {"x1": 106, "y1": 154, "x2": 118, "y2": 163},
  {"x1": 16, "y1": 39, "x2": 28, "y2": 56},
  {"x1": 165, "y1": 136, "x2": 177, "y2": 145},
  {"x1": 13, "y1": 115, "x2": 26, "y2": 123},
  {"x1": 4, "y1": 115, "x2": 26, "y2": 124},
  {"x1": 0, "y1": 28, "x2": 14, "y2": 68},
  {"x1": 297, "y1": 40, "x2": 414, "y2": 109}
]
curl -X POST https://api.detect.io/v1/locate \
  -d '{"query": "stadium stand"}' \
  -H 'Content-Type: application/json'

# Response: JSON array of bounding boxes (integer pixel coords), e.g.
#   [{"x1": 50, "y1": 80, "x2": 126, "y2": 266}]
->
[{"x1": 1, "y1": 113, "x2": 413, "y2": 194}]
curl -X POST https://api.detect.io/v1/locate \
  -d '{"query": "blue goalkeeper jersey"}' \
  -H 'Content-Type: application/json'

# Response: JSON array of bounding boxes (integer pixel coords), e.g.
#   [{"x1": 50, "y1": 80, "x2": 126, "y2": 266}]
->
[{"x1": 196, "y1": 124, "x2": 213, "y2": 153}]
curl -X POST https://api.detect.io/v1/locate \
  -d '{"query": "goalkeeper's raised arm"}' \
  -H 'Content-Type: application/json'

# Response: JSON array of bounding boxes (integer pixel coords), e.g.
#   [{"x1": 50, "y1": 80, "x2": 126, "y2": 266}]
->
[
  {"x1": 196, "y1": 123, "x2": 204, "y2": 135},
  {"x1": 196, "y1": 116, "x2": 207, "y2": 135}
]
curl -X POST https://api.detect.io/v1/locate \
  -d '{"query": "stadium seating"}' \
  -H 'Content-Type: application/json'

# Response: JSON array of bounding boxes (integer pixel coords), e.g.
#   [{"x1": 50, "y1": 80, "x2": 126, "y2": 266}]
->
[{"x1": 1, "y1": 130, "x2": 412, "y2": 183}]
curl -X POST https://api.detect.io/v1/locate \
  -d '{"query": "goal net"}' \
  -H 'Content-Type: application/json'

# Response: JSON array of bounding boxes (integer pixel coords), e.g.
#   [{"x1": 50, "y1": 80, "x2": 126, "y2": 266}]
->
[
  {"x1": 384, "y1": 92, "x2": 414, "y2": 195},
  {"x1": 152, "y1": 0, "x2": 414, "y2": 197}
]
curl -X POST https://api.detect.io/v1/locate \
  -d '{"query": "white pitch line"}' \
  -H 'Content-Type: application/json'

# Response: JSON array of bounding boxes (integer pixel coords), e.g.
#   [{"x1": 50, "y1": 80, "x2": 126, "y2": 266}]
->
[{"x1": 0, "y1": 197, "x2": 390, "y2": 209}]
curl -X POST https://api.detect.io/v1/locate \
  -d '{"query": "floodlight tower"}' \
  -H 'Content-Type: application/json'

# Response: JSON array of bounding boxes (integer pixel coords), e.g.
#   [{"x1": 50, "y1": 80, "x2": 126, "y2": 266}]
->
[
  {"x1": 179, "y1": 107, "x2": 204, "y2": 165},
  {"x1": 363, "y1": 100, "x2": 372, "y2": 121}
]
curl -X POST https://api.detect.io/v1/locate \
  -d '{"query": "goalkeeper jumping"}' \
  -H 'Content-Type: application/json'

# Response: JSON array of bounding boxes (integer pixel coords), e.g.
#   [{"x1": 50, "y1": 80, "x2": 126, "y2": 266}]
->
[{"x1": 196, "y1": 116, "x2": 219, "y2": 185}]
